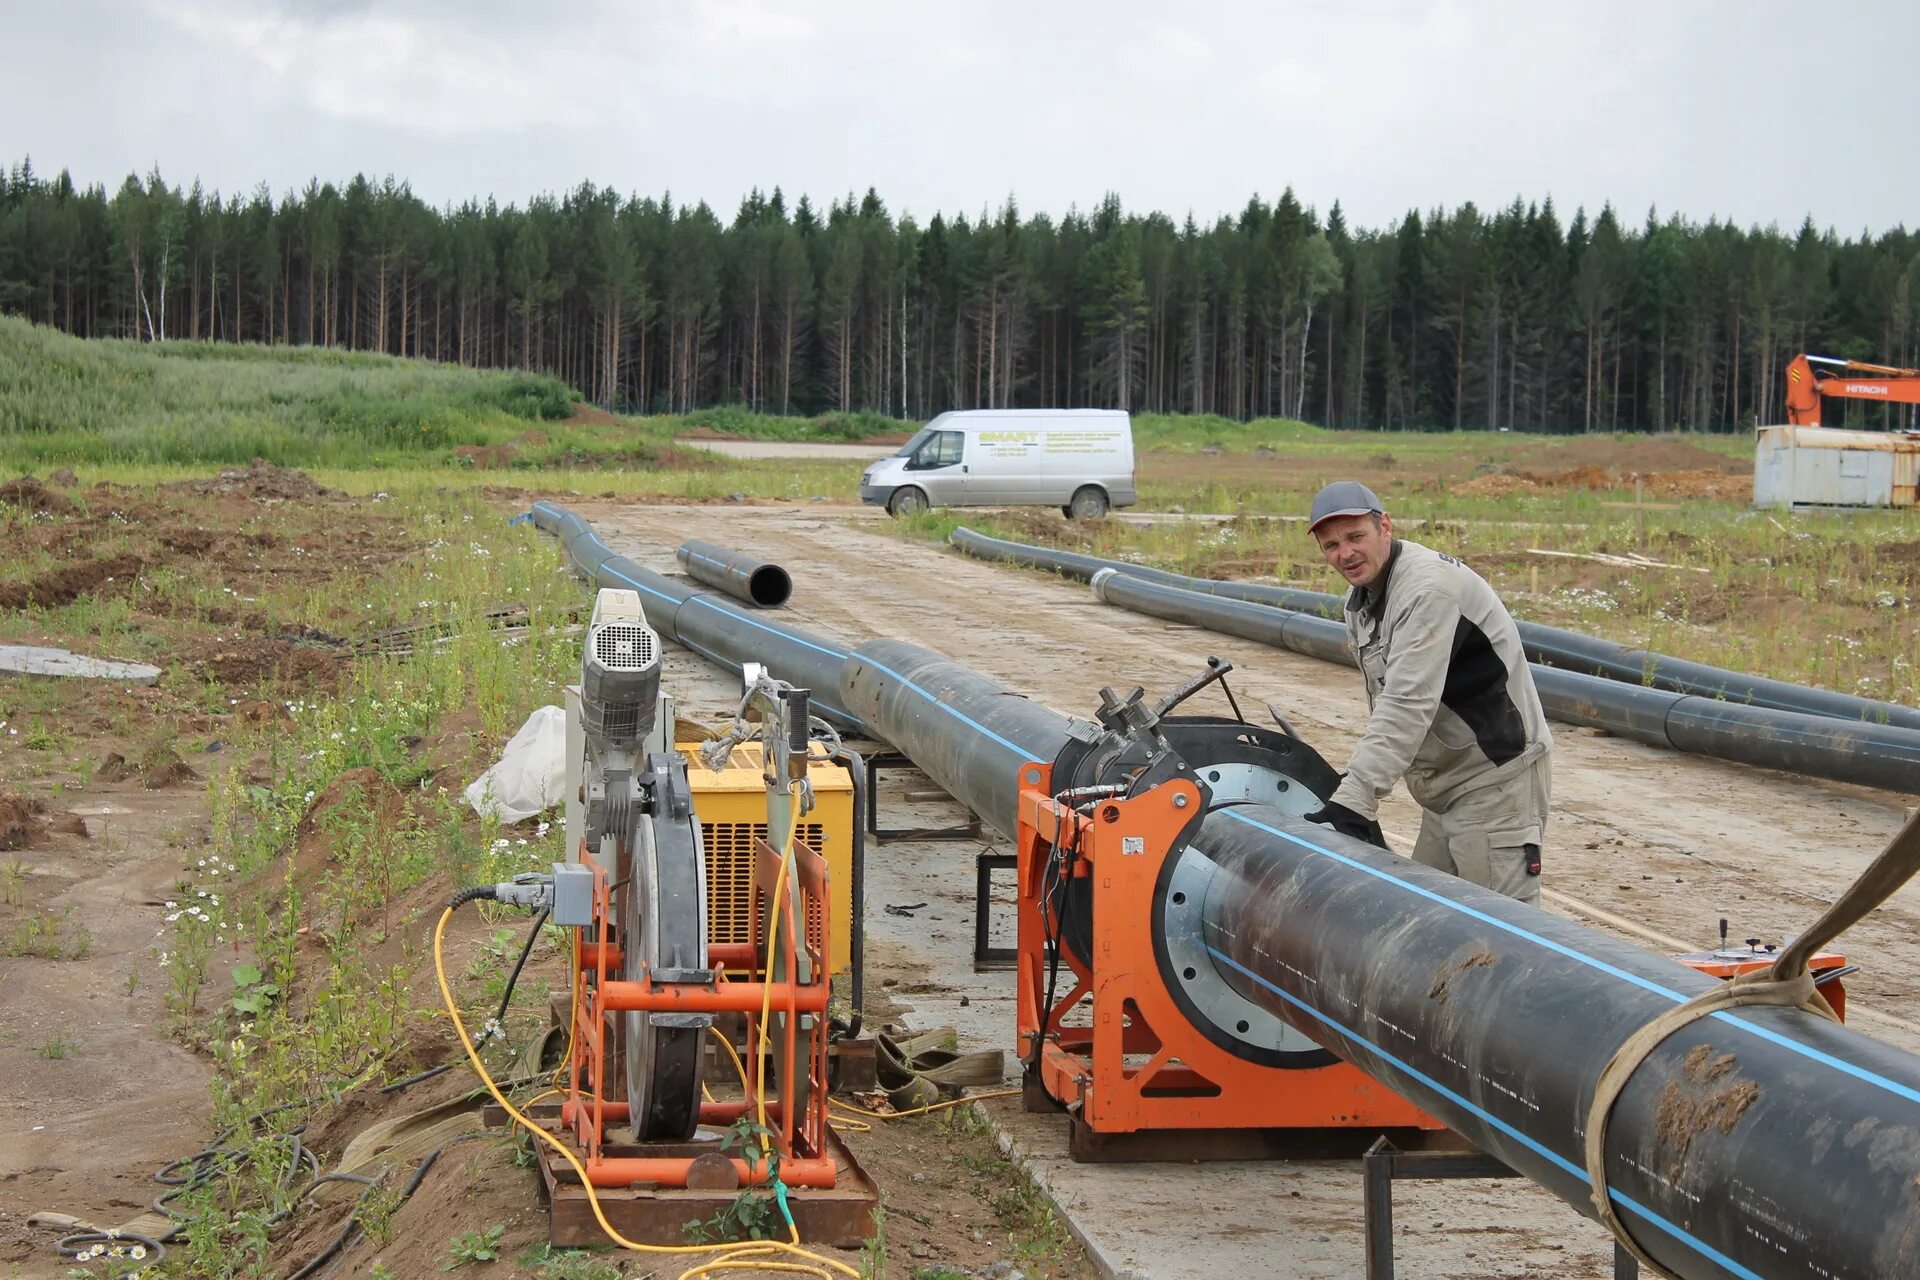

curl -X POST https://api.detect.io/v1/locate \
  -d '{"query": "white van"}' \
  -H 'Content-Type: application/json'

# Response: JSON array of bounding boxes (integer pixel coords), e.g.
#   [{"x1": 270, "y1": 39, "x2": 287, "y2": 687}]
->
[{"x1": 858, "y1": 409, "x2": 1137, "y2": 519}]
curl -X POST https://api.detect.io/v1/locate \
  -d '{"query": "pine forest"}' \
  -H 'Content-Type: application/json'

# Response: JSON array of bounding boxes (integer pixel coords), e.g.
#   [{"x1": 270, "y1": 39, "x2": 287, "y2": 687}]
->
[{"x1": 2, "y1": 160, "x2": 1916, "y2": 432}]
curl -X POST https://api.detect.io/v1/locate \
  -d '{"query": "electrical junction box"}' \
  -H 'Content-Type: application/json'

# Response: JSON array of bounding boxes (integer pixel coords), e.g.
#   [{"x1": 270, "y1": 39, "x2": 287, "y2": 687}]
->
[
  {"x1": 681, "y1": 740, "x2": 855, "y2": 978},
  {"x1": 550, "y1": 861, "x2": 596, "y2": 928}
]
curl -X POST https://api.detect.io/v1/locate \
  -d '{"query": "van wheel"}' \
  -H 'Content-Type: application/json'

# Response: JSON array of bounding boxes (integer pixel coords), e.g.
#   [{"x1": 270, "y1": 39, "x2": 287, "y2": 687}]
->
[
  {"x1": 1067, "y1": 486, "x2": 1110, "y2": 520},
  {"x1": 888, "y1": 487, "x2": 930, "y2": 518}
]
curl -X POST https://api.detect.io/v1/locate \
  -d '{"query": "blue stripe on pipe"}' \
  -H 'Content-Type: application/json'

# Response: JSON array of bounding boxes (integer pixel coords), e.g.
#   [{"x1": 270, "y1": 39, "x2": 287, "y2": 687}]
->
[
  {"x1": 1203, "y1": 943, "x2": 1763, "y2": 1280},
  {"x1": 845, "y1": 653, "x2": 1037, "y2": 761},
  {"x1": 1218, "y1": 807, "x2": 1920, "y2": 1113}
]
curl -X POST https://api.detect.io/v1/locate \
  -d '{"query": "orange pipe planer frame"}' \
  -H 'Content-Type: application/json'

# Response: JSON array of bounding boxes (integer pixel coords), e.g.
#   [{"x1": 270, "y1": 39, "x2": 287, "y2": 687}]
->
[{"x1": 1014, "y1": 761, "x2": 1440, "y2": 1137}]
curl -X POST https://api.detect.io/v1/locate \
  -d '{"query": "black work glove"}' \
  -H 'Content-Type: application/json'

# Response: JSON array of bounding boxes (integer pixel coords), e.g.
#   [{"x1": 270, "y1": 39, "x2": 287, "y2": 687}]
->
[{"x1": 1302, "y1": 798, "x2": 1387, "y2": 848}]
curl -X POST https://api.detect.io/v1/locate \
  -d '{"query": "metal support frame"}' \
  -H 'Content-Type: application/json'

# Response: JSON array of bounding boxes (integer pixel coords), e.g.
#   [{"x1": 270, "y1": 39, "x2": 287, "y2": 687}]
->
[
  {"x1": 973, "y1": 851, "x2": 1017, "y2": 969},
  {"x1": 1362, "y1": 1137, "x2": 1638, "y2": 1280},
  {"x1": 864, "y1": 749, "x2": 983, "y2": 842}
]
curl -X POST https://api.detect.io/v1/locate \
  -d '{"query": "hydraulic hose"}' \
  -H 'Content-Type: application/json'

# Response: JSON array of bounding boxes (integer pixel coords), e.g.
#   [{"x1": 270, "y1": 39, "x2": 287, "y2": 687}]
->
[
  {"x1": 677, "y1": 539, "x2": 793, "y2": 608},
  {"x1": 1087, "y1": 567, "x2": 1920, "y2": 795},
  {"x1": 950, "y1": 526, "x2": 1920, "y2": 731}
]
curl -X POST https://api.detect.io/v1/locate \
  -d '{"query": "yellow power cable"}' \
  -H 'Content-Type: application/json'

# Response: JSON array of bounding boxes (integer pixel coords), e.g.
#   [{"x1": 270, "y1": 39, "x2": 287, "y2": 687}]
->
[
  {"x1": 433, "y1": 905, "x2": 857, "y2": 1280},
  {"x1": 708, "y1": 1024, "x2": 751, "y2": 1095},
  {"x1": 829, "y1": 1089, "x2": 1021, "y2": 1121}
]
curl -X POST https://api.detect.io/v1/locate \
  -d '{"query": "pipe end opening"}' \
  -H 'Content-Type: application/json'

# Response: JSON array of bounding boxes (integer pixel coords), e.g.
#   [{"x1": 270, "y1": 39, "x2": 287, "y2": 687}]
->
[{"x1": 749, "y1": 565, "x2": 793, "y2": 608}]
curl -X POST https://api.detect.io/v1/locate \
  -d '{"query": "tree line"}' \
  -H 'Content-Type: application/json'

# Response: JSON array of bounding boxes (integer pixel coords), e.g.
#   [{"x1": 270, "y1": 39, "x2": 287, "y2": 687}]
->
[{"x1": 1, "y1": 158, "x2": 1915, "y2": 432}]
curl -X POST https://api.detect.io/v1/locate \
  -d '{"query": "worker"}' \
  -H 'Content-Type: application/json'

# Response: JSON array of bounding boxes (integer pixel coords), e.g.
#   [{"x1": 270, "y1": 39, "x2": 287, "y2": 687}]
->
[{"x1": 1299, "y1": 481, "x2": 1552, "y2": 904}]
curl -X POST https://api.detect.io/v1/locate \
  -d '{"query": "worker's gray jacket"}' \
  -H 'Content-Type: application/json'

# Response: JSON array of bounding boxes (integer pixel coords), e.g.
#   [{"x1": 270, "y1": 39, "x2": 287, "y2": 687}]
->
[{"x1": 1329, "y1": 539, "x2": 1551, "y2": 818}]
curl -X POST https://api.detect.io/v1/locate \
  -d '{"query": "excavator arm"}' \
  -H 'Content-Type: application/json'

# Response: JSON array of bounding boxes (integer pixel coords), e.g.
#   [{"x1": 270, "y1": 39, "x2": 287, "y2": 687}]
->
[{"x1": 1785, "y1": 352, "x2": 1920, "y2": 425}]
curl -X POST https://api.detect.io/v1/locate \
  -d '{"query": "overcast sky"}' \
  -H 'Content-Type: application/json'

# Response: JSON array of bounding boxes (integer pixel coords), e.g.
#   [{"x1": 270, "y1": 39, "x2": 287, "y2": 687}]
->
[{"x1": 8, "y1": 0, "x2": 1916, "y2": 236}]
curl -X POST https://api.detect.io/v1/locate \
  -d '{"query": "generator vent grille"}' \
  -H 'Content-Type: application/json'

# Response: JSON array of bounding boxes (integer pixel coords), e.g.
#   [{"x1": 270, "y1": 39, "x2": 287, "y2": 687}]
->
[
  {"x1": 594, "y1": 623, "x2": 656, "y2": 671},
  {"x1": 703, "y1": 821, "x2": 827, "y2": 948}
]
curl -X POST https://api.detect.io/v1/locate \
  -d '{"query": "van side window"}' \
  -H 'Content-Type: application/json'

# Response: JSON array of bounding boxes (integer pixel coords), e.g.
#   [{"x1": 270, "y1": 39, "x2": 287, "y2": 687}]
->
[{"x1": 909, "y1": 430, "x2": 963, "y2": 469}]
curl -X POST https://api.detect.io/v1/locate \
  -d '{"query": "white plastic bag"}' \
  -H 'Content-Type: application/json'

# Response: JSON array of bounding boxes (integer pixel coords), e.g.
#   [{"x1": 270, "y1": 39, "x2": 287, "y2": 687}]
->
[{"x1": 465, "y1": 705, "x2": 567, "y2": 823}]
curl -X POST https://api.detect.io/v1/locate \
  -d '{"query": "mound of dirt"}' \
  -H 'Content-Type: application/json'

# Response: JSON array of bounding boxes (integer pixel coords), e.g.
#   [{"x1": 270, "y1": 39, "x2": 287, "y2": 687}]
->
[
  {"x1": 1456, "y1": 473, "x2": 1540, "y2": 497},
  {"x1": 191, "y1": 638, "x2": 343, "y2": 688},
  {"x1": 96, "y1": 749, "x2": 200, "y2": 789},
  {"x1": 0, "y1": 553, "x2": 142, "y2": 609},
  {"x1": 0, "y1": 476, "x2": 77, "y2": 515},
  {"x1": 1534, "y1": 464, "x2": 1613, "y2": 489},
  {"x1": 139, "y1": 745, "x2": 199, "y2": 789},
  {"x1": 0, "y1": 796, "x2": 81, "y2": 849},
  {"x1": 0, "y1": 794, "x2": 46, "y2": 851},
  {"x1": 176, "y1": 459, "x2": 332, "y2": 501}
]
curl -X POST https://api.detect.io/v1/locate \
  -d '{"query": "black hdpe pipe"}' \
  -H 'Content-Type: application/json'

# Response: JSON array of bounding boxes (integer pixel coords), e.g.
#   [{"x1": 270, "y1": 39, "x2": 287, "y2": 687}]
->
[
  {"x1": 950, "y1": 526, "x2": 1920, "y2": 732},
  {"x1": 532, "y1": 502, "x2": 865, "y2": 733},
  {"x1": 677, "y1": 539, "x2": 793, "y2": 608},
  {"x1": 836, "y1": 638, "x2": 1920, "y2": 1280},
  {"x1": 532, "y1": 503, "x2": 1920, "y2": 1278},
  {"x1": 1087, "y1": 568, "x2": 1920, "y2": 795}
]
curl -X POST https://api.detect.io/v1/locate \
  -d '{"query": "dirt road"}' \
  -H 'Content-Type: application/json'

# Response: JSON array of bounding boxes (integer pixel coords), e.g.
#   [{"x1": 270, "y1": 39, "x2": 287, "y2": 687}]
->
[{"x1": 574, "y1": 498, "x2": 1920, "y2": 1276}]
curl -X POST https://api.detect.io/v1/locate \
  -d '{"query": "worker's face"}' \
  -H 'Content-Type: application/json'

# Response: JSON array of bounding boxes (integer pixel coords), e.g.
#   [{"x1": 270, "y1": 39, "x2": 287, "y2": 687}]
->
[{"x1": 1315, "y1": 513, "x2": 1394, "y2": 589}]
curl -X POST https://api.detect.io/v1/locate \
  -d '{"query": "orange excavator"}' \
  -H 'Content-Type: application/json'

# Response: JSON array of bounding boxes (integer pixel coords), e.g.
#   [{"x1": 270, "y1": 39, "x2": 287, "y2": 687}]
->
[{"x1": 1785, "y1": 352, "x2": 1920, "y2": 426}]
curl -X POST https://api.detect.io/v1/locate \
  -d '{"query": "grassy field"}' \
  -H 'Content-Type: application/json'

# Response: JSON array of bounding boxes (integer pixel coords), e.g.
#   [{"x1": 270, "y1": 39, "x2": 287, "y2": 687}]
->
[{"x1": 3, "y1": 319, "x2": 1914, "y2": 709}]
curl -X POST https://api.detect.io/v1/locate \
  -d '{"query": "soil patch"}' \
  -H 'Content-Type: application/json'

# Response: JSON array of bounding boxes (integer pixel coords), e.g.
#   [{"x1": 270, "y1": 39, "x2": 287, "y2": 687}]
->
[
  {"x1": 1455, "y1": 465, "x2": 1751, "y2": 502},
  {"x1": 192, "y1": 637, "x2": 344, "y2": 688},
  {"x1": 0, "y1": 553, "x2": 142, "y2": 609},
  {"x1": 159, "y1": 527, "x2": 217, "y2": 554},
  {"x1": 561, "y1": 401, "x2": 620, "y2": 426},
  {"x1": 172, "y1": 459, "x2": 334, "y2": 501},
  {"x1": 1533, "y1": 436, "x2": 1743, "y2": 475},
  {"x1": 0, "y1": 475, "x2": 77, "y2": 515}
]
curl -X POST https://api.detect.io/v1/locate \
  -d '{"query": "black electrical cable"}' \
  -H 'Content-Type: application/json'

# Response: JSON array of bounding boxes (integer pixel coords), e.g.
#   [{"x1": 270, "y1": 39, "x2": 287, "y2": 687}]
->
[
  {"x1": 1029, "y1": 795, "x2": 1086, "y2": 1072},
  {"x1": 380, "y1": 900, "x2": 552, "y2": 1094},
  {"x1": 831, "y1": 744, "x2": 867, "y2": 1042},
  {"x1": 283, "y1": 1133, "x2": 487, "y2": 1280}
]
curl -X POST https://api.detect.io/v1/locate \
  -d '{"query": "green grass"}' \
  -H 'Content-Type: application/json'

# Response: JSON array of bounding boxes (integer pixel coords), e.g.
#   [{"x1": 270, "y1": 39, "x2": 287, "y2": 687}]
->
[{"x1": 0, "y1": 314, "x2": 573, "y2": 467}]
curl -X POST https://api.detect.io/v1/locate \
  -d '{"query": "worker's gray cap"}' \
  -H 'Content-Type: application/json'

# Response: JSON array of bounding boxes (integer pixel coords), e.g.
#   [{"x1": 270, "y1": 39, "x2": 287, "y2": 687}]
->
[{"x1": 1308, "y1": 481, "x2": 1385, "y2": 532}]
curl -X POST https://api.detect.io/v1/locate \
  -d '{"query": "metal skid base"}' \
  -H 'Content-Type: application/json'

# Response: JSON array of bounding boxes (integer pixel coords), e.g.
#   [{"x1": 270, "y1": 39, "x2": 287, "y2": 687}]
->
[{"x1": 492, "y1": 1103, "x2": 881, "y2": 1248}]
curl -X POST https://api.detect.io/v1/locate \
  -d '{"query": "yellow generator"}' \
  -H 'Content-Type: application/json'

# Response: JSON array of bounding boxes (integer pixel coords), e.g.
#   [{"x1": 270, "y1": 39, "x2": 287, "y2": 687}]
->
[{"x1": 680, "y1": 740, "x2": 856, "y2": 979}]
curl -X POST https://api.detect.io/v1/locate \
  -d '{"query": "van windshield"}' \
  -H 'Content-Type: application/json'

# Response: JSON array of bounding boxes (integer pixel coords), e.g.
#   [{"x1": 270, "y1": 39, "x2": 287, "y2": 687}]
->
[{"x1": 893, "y1": 427, "x2": 934, "y2": 458}]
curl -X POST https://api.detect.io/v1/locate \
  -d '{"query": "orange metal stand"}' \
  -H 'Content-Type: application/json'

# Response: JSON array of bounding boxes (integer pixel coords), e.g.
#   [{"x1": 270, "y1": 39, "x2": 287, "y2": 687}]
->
[
  {"x1": 1014, "y1": 762, "x2": 1440, "y2": 1147},
  {"x1": 560, "y1": 835, "x2": 836, "y2": 1187}
]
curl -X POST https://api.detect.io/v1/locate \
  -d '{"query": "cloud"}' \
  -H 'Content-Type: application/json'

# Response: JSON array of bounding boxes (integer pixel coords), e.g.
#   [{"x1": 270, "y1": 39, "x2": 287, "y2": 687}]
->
[{"x1": 149, "y1": 0, "x2": 594, "y2": 135}]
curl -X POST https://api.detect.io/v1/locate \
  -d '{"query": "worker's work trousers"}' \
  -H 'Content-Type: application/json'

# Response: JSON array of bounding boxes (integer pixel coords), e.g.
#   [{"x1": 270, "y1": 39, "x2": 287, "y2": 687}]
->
[{"x1": 1411, "y1": 754, "x2": 1550, "y2": 905}]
